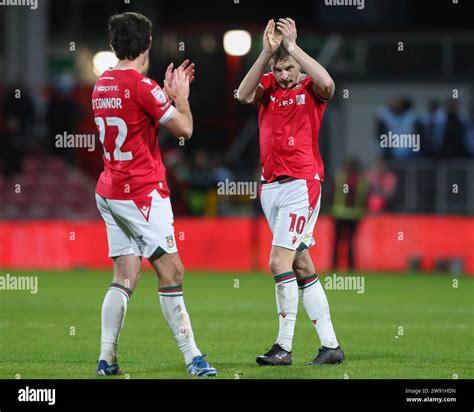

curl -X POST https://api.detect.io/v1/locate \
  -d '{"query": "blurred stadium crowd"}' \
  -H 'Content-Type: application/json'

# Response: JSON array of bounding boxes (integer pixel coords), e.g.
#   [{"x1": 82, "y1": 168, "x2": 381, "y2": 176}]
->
[
  {"x1": 377, "y1": 97, "x2": 474, "y2": 160},
  {"x1": 1, "y1": 79, "x2": 472, "y2": 220},
  {"x1": 0, "y1": 0, "x2": 473, "y2": 220}
]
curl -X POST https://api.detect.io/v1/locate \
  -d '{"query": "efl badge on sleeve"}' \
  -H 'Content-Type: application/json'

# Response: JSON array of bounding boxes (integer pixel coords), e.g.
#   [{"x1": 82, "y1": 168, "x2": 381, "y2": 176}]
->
[{"x1": 151, "y1": 86, "x2": 167, "y2": 104}]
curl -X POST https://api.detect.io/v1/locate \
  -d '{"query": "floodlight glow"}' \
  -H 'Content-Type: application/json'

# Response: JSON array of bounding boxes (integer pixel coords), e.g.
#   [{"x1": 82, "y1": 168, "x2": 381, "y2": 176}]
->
[
  {"x1": 223, "y1": 30, "x2": 251, "y2": 56},
  {"x1": 93, "y1": 51, "x2": 118, "y2": 76}
]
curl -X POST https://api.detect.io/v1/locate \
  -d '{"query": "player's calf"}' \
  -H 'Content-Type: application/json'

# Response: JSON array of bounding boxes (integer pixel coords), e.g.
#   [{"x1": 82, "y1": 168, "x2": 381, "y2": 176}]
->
[
  {"x1": 150, "y1": 252, "x2": 218, "y2": 377},
  {"x1": 98, "y1": 256, "x2": 138, "y2": 372}
]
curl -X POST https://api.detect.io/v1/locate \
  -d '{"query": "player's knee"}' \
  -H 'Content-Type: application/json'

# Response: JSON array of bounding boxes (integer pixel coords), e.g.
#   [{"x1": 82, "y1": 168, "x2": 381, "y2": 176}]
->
[
  {"x1": 269, "y1": 256, "x2": 289, "y2": 276},
  {"x1": 293, "y1": 260, "x2": 313, "y2": 279},
  {"x1": 132, "y1": 271, "x2": 141, "y2": 285},
  {"x1": 173, "y1": 260, "x2": 185, "y2": 285},
  {"x1": 113, "y1": 256, "x2": 140, "y2": 287},
  {"x1": 293, "y1": 254, "x2": 316, "y2": 279},
  {"x1": 115, "y1": 270, "x2": 141, "y2": 290}
]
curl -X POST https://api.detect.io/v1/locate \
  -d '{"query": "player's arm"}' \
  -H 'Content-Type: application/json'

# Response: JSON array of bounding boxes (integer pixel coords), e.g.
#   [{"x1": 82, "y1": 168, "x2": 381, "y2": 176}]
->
[
  {"x1": 237, "y1": 20, "x2": 281, "y2": 104},
  {"x1": 277, "y1": 18, "x2": 335, "y2": 102},
  {"x1": 163, "y1": 68, "x2": 193, "y2": 140},
  {"x1": 237, "y1": 51, "x2": 271, "y2": 104}
]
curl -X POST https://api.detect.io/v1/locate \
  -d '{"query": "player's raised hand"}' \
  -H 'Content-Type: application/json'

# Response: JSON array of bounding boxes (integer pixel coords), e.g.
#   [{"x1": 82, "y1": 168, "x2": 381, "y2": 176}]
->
[
  {"x1": 263, "y1": 19, "x2": 282, "y2": 54},
  {"x1": 166, "y1": 67, "x2": 190, "y2": 102},
  {"x1": 164, "y1": 60, "x2": 195, "y2": 84},
  {"x1": 276, "y1": 18, "x2": 297, "y2": 52},
  {"x1": 164, "y1": 62, "x2": 174, "y2": 88},
  {"x1": 163, "y1": 62, "x2": 175, "y2": 101},
  {"x1": 177, "y1": 59, "x2": 196, "y2": 84}
]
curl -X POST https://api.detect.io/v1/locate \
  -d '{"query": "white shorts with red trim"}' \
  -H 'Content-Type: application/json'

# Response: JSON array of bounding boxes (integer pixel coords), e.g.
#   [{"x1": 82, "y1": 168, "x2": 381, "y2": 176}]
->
[
  {"x1": 96, "y1": 189, "x2": 178, "y2": 258},
  {"x1": 260, "y1": 179, "x2": 321, "y2": 251}
]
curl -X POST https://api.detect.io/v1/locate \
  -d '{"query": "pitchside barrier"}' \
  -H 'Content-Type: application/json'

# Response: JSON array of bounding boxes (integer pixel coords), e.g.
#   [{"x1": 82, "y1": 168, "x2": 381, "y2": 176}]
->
[{"x1": 0, "y1": 215, "x2": 473, "y2": 274}]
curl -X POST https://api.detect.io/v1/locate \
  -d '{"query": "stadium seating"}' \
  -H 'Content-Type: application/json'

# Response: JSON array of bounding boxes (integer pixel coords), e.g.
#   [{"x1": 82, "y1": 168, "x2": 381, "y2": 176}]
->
[{"x1": 0, "y1": 156, "x2": 99, "y2": 220}]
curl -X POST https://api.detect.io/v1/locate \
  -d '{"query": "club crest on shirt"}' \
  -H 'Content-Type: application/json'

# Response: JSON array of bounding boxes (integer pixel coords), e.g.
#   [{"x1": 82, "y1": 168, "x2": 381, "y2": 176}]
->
[
  {"x1": 166, "y1": 235, "x2": 175, "y2": 249},
  {"x1": 296, "y1": 94, "x2": 306, "y2": 105}
]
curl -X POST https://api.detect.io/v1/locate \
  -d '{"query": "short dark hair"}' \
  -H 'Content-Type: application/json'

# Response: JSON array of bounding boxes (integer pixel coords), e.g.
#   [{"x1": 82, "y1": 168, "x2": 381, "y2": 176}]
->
[
  {"x1": 108, "y1": 12, "x2": 152, "y2": 61},
  {"x1": 270, "y1": 45, "x2": 290, "y2": 66}
]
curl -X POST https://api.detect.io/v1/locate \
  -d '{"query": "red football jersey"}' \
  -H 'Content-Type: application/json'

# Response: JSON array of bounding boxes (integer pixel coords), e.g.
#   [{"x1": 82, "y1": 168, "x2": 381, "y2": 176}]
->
[
  {"x1": 92, "y1": 69, "x2": 176, "y2": 200},
  {"x1": 258, "y1": 72, "x2": 327, "y2": 183}
]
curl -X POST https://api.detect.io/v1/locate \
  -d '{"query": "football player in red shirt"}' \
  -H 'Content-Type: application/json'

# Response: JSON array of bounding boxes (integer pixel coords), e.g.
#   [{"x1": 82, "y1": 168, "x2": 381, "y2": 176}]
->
[
  {"x1": 93, "y1": 12, "x2": 216, "y2": 377},
  {"x1": 238, "y1": 19, "x2": 344, "y2": 366}
]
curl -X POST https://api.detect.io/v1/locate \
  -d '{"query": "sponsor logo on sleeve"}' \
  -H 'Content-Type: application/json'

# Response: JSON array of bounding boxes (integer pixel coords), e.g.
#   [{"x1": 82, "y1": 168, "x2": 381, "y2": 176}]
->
[{"x1": 151, "y1": 86, "x2": 167, "y2": 104}]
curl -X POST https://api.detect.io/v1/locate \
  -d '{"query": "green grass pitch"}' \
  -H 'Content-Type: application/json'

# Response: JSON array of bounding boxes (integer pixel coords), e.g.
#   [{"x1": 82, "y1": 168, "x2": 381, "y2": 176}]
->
[{"x1": 0, "y1": 270, "x2": 472, "y2": 379}]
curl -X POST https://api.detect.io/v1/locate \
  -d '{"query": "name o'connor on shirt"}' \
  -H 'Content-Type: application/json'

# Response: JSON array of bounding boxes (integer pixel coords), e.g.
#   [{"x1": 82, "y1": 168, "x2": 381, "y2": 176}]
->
[{"x1": 92, "y1": 98, "x2": 123, "y2": 110}]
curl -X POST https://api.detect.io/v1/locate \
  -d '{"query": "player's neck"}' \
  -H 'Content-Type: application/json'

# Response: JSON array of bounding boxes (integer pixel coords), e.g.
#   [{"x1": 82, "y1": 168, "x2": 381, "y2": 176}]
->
[{"x1": 113, "y1": 59, "x2": 144, "y2": 73}]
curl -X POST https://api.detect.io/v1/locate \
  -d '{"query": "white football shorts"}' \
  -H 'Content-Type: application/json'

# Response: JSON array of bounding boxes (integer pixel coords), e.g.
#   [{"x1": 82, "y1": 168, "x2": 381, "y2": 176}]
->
[
  {"x1": 260, "y1": 179, "x2": 321, "y2": 251},
  {"x1": 96, "y1": 189, "x2": 178, "y2": 259}
]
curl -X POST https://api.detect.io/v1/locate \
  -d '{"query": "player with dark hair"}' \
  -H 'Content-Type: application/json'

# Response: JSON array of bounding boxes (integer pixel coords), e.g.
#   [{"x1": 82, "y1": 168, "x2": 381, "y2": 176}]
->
[
  {"x1": 108, "y1": 12, "x2": 153, "y2": 61},
  {"x1": 237, "y1": 19, "x2": 344, "y2": 366},
  {"x1": 93, "y1": 12, "x2": 217, "y2": 377}
]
